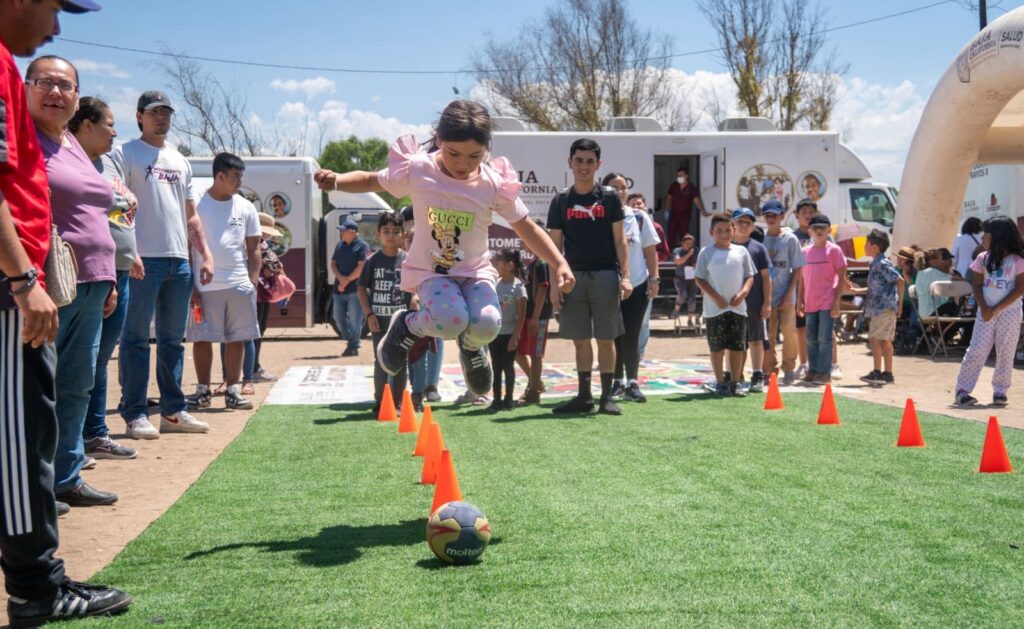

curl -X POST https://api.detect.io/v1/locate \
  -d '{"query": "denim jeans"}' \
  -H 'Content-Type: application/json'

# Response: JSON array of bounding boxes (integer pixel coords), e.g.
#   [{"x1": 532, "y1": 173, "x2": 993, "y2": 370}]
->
[
  {"x1": 331, "y1": 291, "x2": 364, "y2": 350},
  {"x1": 54, "y1": 281, "x2": 110, "y2": 493},
  {"x1": 119, "y1": 257, "x2": 192, "y2": 421},
  {"x1": 805, "y1": 310, "x2": 835, "y2": 375},
  {"x1": 410, "y1": 340, "x2": 444, "y2": 393},
  {"x1": 84, "y1": 271, "x2": 130, "y2": 442}
]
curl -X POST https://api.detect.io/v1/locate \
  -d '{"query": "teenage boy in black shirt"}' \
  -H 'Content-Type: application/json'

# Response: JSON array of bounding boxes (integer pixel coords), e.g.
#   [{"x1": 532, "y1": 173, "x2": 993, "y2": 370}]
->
[{"x1": 546, "y1": 139, "x2": 631, "y2": 415}]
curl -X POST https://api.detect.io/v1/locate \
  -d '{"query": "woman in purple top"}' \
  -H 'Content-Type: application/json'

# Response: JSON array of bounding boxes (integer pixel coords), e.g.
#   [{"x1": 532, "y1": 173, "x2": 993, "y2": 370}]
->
[{"x1": 27, "y1": 55, "x2": 119, "y2": 507}]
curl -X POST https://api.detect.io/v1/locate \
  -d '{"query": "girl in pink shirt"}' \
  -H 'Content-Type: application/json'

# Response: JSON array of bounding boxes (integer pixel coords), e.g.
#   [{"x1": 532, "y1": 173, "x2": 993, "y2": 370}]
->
[{"x1": 315, "y1": 100, "x2": 573, "y2": 396}]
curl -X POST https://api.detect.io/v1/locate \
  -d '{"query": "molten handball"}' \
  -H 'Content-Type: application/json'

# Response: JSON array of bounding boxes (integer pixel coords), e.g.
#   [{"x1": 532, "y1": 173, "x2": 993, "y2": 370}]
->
[{"x1": 427, "y1": 501, "x2": 491, "y2": 565}]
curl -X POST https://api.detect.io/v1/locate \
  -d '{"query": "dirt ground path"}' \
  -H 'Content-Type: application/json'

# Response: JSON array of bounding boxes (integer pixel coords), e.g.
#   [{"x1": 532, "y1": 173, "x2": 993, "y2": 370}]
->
[{"x1": 1, "y1": 319, "x2": 1013, "y2": 623}]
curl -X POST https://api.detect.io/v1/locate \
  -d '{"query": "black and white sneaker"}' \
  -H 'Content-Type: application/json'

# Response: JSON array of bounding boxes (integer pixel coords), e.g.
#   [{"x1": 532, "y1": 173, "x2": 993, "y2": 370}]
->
[
  {"x1": 376, "y1": 310, "x2": 419, "y2": 376},
  {"x1": 993, "y1": 393, "x2": 1009, "y2": 408},
  {"x1": 860, "y1": 370, "x2": 886, "y2": 386},
  {"x1": 457, "y1": 333, "x2": 492, "y2": 396},
  {"x1": 598, "y1": 396, "x2": 622, "y2": 415},
  {"x1": 225, "y1": 391, "x2": 254, "y2": 410},
  {"x1": 609, "y1": 381, "x2": 625, "y2": 401},
  {"x1": 748, "y1": 372, "x2": 765, "y2": 394},
  {"x1": 955, "y1": 390, "x2": 978, "y2": 407},
  {"x1": 8, "y1": 577, "x2": 132, "y2": 628},
  {"x1": 730, "y1": 382, "x2": 748, "y2": 398},
  {"x1": 185, "y1": 388, "x2": 212, "y2": 409},
  {"x1": 623, "y1": 382, "x2": 647, "y2": 403}
]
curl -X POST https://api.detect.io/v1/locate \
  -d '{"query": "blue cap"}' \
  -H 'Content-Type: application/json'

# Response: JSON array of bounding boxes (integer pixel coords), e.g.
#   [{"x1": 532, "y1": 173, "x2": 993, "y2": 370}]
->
[
  {"x1": 338, "y1": 218, "x2": 359, "y2": 231},
  {"x1": 63, "y1": 0, "x2": 102, "y2": 13},
  {"x1": 761, "y1": 200, "x2": 784, "y2": 215},
  {"x1": 731, "y1": 207, "x2": 756, "y2": 221}
]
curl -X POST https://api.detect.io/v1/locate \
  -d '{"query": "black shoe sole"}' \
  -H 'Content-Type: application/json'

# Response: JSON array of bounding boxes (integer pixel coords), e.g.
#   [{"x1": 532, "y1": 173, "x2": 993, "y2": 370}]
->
[
  {"x1": 552, "y1": 401, "x2": 595, "y2": 414},
  {"x1": 10, "y1": 594, "x2": 133, "y2": 628}
]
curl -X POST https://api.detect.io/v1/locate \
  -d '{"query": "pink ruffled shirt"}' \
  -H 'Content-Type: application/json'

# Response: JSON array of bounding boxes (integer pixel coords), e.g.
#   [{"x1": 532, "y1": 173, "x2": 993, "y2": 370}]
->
[{"x1": 376, "y1": 135, "x2": 529, "y2": 292}]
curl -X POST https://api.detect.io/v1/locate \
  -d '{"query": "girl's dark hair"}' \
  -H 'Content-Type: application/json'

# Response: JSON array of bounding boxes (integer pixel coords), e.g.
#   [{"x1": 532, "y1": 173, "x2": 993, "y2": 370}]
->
[
  {"x1": 494, "y1": 248, "x2": 523, "y2": 275},
  {"x1": 68, "y1": 96, "x2": 109, "y2": 134},
  {"x1": 961, "y1": 217, "x2": 983, "y2": 235},
  {"x1": 378, "y1": 209, "x2": 405, "y2": 231},
  {"x1": 601, "y1": 172, "x2": 627, "y2": 187},
  {"x1": 982, "y1": 215, "x2": 1024, "y2": 273},
  {"x1": 426, "y1": 100, "x2": 492, "y2": 151}
]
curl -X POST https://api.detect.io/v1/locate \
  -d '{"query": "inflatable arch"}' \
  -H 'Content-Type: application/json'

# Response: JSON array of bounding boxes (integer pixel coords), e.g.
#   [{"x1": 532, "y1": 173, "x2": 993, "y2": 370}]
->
[{"x1": 895, "y1": 7, "x2": 1024, "y2": 250}]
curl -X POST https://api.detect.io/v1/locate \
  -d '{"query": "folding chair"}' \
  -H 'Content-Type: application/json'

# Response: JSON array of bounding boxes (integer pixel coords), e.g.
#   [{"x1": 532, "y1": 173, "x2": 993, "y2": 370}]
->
[
  {"x1": 907, "y1": 285, "x2": 940, "y2": 355},
  {"x1": 929, "y1": 280, "x2": 975, "y2": 359}
]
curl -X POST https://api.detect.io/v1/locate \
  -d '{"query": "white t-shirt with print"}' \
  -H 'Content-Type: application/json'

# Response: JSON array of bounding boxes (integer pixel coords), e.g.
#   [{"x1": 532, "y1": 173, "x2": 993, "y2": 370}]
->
[
  {"x1": 112, "y1": 139, "x2": 195, "y2": 259},
  {"x1": 622, "y1": 207, "x2": 661, "y2": 286},
  {"x1": 970, "y1": 251, "x2": 1024, "y2": 310},
  {"x1": 695, "y1": 243, "x2": 756, "y2": 318},
  {"x1": 193, "y1": 193, "x2": 260, "y2": 292}
]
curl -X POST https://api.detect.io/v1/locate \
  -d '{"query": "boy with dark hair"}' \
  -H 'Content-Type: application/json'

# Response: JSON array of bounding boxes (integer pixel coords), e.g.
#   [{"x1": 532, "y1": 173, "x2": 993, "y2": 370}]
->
[
  {"x1": 358, "y1": 213, "x2": 409, "y2": 420},
  {"x1": 359, "y1": 211, "x2": 411, "y2": 415},
  {"x1": 547, "y1": 138, "x2": 630, "y2": 415},
  {"x1": 852, "y1": 229, "x2": 903, "y2": 385},
  {"x1": 729, "y1": 208, "x2": 772, "y2": 393},
  {"x1": 694, "y1": 213, "x2": 756, "y2": 397}
]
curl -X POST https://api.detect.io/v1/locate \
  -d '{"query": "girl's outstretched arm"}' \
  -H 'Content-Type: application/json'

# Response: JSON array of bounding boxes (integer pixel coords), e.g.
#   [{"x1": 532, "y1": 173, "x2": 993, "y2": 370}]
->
[
  {"x1": 510, "y1": 217, "x2": 575, "y2": 297},
  {"x1": 314, "y1": 169, "x2": 385, "y2": 193}
]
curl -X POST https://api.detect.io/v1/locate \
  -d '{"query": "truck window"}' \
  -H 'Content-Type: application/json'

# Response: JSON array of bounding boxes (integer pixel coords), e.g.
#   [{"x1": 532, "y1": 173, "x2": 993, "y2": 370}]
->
[{"x1": 849, "y1": 188, "x2": 894, "y2": 227}]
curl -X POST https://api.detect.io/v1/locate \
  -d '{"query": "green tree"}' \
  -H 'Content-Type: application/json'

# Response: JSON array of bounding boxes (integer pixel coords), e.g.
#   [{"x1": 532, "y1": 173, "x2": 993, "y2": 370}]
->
[{"x1": 318, "y1": 136, "x2": 408, "y2": 209}]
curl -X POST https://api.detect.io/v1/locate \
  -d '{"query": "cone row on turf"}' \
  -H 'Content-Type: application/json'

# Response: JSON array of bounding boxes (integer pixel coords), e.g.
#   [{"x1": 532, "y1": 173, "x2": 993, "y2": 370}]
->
[
  {"x1": 817, "y1": 383, "x2": 840, "y2": 425},
  {"x1": 412, "y1": 406, "x2": 435, "y2": 457},
  {"x1": 431, "y1": 449, "x2": 463, "y2": 514},
  {"x1": 398, "y1": 389, "x2": 419, "y2": 433},
  {"x1": 763, "y1": 372, "x2": 784, "y2": 411},
  {"x1": 896, "y1": 398, "x2": 925, "y2": 448},
  {"x1": 377, "y1": 383, "x2": 398, "y2": 422},
  {"x1": 979, "y1": 416, "x2": 1013, "y2": 474},
  {"x1": 420, "y1": 422, "x2": 445, "y2": 485}
]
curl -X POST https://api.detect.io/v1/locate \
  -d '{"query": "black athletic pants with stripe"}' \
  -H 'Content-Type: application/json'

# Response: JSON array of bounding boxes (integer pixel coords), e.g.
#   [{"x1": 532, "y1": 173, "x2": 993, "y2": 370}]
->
[
  {"x1": 614, "y1": 280, "x2": 650, "y2": 382},
  {"x1": 0, "y1": 309, "x2": 65, "y2": 600}
]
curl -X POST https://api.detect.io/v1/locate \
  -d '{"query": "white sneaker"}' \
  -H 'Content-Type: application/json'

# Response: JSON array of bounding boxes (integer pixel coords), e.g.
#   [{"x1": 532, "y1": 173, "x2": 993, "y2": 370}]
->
[
  {"x1": 831, "y1": 364, "x2": 844, "y2": 380},
  {"x1": 126, "y1": 417, "x2": 160, "y2": 440},
  {"x1": 795, "y1": 364, "x2": 808, "y2": 380},
  {"x1": 160, "y1": 410, "x2": 209, "y2": 434}
]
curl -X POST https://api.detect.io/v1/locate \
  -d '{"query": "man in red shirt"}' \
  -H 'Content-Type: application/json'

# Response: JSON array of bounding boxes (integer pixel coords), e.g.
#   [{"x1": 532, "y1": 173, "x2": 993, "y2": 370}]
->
[
  {"x1": 663, "y1": 166, "x2": 708, "y2": 249},
  {"x1": 0, "y1": 0, "x2": 132, "y2": 624}
]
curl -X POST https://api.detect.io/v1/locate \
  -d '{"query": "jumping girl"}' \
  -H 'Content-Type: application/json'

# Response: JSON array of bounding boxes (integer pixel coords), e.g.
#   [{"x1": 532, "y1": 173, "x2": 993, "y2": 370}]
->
[{"x1": 314, "y1": 100, "x2": 574, "y2": 395}]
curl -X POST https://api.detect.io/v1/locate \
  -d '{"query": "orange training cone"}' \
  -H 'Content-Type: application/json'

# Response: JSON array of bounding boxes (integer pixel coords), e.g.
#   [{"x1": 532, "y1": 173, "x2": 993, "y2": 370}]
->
[
  {"x1": 412, "y1": 406, "x2": 435, "y2": 457},
  {"x1": 420, "y1": 422, "x2": 446, "y2": 485},
  {"x1": 763, "y1": 372, "x2": 784, "y2": 411},
  {"x1": 398, "y1": 389, "x2": 419, "y2": 433},
  {"x1": 979, "y1": 416, "x2": 1013, "y2": 473},
  {"x1": 431, "y1": 449, "x2": 463, "y2": 514},
  {"x1": 816, "y1": 384, "x2": 840, "y2": 425},
  {"x1": 377, "y1": 383, "x2": 398, "y2": 422},
  {"x1": 896, "y1": 398, "x2": 925, "y2": 447}
]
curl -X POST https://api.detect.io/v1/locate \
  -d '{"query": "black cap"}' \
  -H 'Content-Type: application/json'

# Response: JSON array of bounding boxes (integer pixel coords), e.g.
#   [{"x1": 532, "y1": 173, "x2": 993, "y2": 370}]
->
[
  {"x1": 807, "y1": 213, "x2": 831, "y2": 228},
  {"x1": 796, "y1": 198, "x2": 818, "y2": 211},
  {"x1": 63, "y1": 0, "x2": 102, "y2": 13},
  {"x1": 137, "y1": 90, "x2": 174, "y2": 112}
]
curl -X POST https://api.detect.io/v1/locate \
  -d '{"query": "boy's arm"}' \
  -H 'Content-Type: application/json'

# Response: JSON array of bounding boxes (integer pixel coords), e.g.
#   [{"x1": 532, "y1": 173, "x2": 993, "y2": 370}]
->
[
  {"x1": 611, "y1": 220, "x2": 632, "y2": 298},
  {"x1": 695, "y1": 278, "x2": 728, "y2": 309},
  {"x1": 896, "y1": 276, "x2": 905, "y2": 314},
  {"x1": 831, "y1": 268, "x2": 847, "y2": 317},
  {"x1": 732, "y1": 275, "x2": 755, "y2": 307},
  {"x1": 760, "y1": 267, "x2": 772, "y2": 318},
  {"x1": 783, "y1": 267, "x2": 801, "y2": 307}
]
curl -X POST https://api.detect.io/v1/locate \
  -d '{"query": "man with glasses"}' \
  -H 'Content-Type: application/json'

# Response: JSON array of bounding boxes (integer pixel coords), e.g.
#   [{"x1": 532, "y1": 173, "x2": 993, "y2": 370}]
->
[
  {"x1": 113, "y1": 90, "x2": 214, "y2": 438},
  {"x1": 0, "y1": 0, "x2": 133, "y2": 624}
]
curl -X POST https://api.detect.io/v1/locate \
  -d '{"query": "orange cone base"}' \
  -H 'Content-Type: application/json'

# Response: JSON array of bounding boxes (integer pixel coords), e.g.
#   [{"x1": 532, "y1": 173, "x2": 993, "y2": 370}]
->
[
  {"x1": 979, "y1": 416, "x2": 1013, "y2": 474},
  {"x1": 817, "y1": 384, "x2": 840, "y2": 425},
  {"x1": 377, "y1": 384, "x2": 398, "y2": 422},
  {"x1": 896, "y1": 398, "x2": 925, "y2": 448},
  {"x1": 763, "y1": 372, "x2": 784, "y2": 411},
  {"x1": 398, "y1": 389, "x2": 419, "y2": 433}
]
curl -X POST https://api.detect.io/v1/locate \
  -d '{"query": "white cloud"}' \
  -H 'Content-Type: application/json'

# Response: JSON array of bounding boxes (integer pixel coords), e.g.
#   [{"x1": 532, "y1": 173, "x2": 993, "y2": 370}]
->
[
  {"x1": 270, "y1": 77, "x2": 336, "y2": 99},
  {"x1": 72, "y1": 59, "x2": 130, "y2": 79}
]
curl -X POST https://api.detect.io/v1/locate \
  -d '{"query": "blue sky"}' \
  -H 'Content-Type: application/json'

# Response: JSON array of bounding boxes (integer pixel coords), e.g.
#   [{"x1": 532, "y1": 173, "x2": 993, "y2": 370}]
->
[{"x1": 27, "y1": 0, "x2": 1024, "y2": 184}]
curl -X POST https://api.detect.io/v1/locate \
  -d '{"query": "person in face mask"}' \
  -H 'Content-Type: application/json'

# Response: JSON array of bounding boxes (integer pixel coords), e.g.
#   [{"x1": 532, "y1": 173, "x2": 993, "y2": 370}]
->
[{"x1": 663, "y1": 166, "x2": 707, "y2": 249}]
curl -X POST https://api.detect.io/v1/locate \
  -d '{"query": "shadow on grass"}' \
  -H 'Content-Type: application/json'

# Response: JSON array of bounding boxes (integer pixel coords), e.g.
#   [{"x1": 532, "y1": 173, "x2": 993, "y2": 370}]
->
[
  {"x1": 185, "y1": 519, "x2": 424, "y2": 567},
  {"x1": 312, "y1": 403, "x2": 377, "y2": 425}
]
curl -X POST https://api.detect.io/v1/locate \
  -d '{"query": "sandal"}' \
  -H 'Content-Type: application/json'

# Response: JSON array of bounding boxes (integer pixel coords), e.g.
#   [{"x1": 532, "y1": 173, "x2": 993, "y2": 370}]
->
[
  {"x1": 241, "y1": 381, "x2": 256, "y2": 395},
  {"x1": 213, "y1": 382, "x2": 227, "y2": 395}
]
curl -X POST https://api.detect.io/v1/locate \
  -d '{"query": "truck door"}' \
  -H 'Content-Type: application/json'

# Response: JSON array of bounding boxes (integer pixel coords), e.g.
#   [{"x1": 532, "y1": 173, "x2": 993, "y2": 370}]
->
[{"x1": 699, "y1": 148, "x2": 726, "y2": 238}]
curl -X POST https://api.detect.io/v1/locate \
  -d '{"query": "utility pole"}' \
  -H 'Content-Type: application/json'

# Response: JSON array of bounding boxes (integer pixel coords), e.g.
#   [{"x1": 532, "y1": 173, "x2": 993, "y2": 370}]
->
[{"x1": 979, "y1": 0, "x2": 988, "y2": 30}]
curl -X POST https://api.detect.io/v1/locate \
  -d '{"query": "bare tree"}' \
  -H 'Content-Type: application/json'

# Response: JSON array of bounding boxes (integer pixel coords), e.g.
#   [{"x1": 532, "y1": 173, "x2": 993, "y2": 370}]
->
[
  {"x1": 158, "y1": 49, "x2": 264, "y2": 156},
  {"x1": 697, "y1": 0, "x2": 776, "y2": 120},
  {"x1": 472, "y1": 0, "x2": 690, "y2": 131}
]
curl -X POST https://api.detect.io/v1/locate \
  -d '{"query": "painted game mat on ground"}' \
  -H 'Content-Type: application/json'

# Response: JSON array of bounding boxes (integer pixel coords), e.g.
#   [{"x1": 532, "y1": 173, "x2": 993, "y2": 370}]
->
[{"x1": 264, "y1": 360, "x2": 719, "y2": 406}]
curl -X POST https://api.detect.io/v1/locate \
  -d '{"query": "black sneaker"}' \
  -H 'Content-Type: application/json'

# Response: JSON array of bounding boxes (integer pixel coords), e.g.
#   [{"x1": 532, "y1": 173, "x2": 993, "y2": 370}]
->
[
  {"x1": 955, "y1": 390, "x2": 978, "y2": 407},
  {"x1": 411, "y1": 392, "x2": 425, "y2": 413},
  {"x1": 609, "y1": 381, "x2": 625, "y2": 401},
  {"x1": 56, "y1": 500, "x2": 70, "y2": 517},
  {"x1": 376, "y1": 310, "x2": 419, "y2": 376},
  {"x1": 55, "y1": 482, "x2": 117, "y2": 507},
  {"x1": 487, "y1": 399, "x2": 504, "y2": 412},
  {"x1": 880, "y1": 372, "x2": 895, "y2": 385},
  {"x1": 598, "y1": 396, "x2": 622, "y2": 415},
  {"x1": 501, "y1": 399, "x2": 516, "y2": 410},
  {"x1": 730, "y1": 382, "x2": 748, "y2": 398},
  {"x1": 552, "y1": 396, "x2": 596, "y2": 414},
  {"x1": 748, "y1": 372, "x2": 765, "y2": 393},
  {"x1": 623, "y1": 382, "x2": 647, "y2": 403},
  {"x1": 341, "y1": 346, "x2": 359, "y2": 357},
  {"x1": 860, "y1": 370, "x2": 886, "y2": 385},
  {"x1": 8, "y1": 577, "x2": 132, "y2": 627},
  {"x1": 993, "y1": 393, "x2": 1009, "y2": 408},
  {"x1": 714, "y1": 383, "x2": 731, "y2": 397},
  {"x1": 457, "y1": 333, "x2": 492, "y2": 396},
  {"x1": 225, "y1": 391, "x2": 254, "y2": 410},
  {"x1": 185, "y1": 388, "x2": 212, "y2": 409}
]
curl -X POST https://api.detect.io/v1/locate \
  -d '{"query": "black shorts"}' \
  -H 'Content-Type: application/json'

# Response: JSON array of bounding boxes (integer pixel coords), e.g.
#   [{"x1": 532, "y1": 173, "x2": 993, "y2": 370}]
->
[
  {"x1": 746, "y1": 314, "x2": 767, "y2": 342},
  {"x1": 707, "y1": 311, "x2": 747, "y2": 352},
  {"x1": 796, "y1": 314, "x2": 806, "y2": 329}
]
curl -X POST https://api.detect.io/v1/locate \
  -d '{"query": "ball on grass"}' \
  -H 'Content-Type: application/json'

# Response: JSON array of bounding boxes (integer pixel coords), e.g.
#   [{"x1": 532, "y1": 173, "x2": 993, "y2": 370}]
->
[{"x1": 427, "y1": 501, "x2": 491, "y2": 565}]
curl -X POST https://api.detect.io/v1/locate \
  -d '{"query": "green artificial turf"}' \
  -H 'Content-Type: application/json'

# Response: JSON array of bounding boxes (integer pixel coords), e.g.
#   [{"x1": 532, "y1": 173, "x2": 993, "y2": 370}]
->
[{"x1": 88, "y1": 393, "x2": 1024, "y2": 627}]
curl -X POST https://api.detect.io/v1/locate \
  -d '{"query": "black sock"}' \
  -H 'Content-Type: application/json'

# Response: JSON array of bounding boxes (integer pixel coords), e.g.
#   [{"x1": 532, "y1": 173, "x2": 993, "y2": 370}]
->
[
  {"x1": 600, "y1": 372, "x2": 614, "y2": 399},
  {"x1": 578, "y1": 371, "x2": 592, "y2": 399}
]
